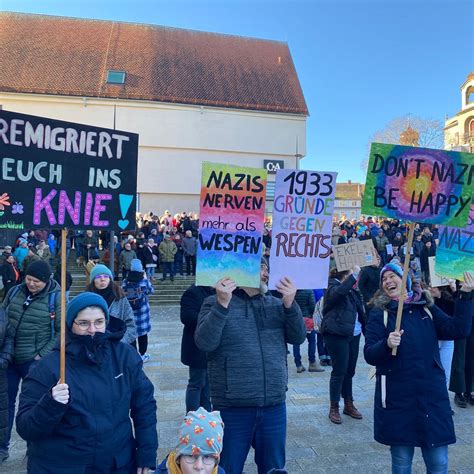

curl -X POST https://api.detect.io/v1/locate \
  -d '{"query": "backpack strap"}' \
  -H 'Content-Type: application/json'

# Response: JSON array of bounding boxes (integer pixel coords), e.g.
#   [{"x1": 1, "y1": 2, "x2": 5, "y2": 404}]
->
[
  {"x1": 5, "y1": 285, "x2": 21, "y2": 309},
  {"x1": 383, "y1": 306, "x2": 432, "y2": 330},
  {"x1": 48, "y1": 292, "x2": 57, "y2": 339}
]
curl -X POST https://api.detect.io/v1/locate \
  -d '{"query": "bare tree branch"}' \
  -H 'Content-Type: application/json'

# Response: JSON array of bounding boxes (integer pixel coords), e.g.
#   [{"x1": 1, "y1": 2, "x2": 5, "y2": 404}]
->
[{"x1": 361, "y1": 114, "x2": 444, "y2": 171}]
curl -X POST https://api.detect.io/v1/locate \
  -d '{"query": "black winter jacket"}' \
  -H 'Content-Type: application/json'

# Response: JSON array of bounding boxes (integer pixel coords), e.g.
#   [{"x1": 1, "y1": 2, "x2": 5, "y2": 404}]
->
[
  {"x1": 294, "y1": 290, "x2": 315, "y2": 318},
  {"x1": 358, "y1": 266, "x2": 381, "y2": 305},
  {"x1": 180, "y1": 285, "x2": 215, "y2": 369},
  {"x1": 321, "y1": 276, "x2": 365, "y2": 336},
  {"x1": 16, "y1": 319, "x2": 158, "y2": 472}
]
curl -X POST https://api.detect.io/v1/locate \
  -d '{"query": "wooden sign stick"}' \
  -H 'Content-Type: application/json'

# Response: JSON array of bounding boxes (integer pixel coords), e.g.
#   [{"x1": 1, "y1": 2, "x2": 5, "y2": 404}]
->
[
  {"x1": 60, "y1": 228, "x2": 67, "y2": 383},
  {"x1": 392, "y1": 222, "x2": 416, "y2": 356}
]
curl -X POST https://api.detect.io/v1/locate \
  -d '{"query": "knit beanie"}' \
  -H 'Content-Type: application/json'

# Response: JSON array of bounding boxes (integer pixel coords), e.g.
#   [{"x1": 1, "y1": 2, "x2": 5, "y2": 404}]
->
[
  {"x1": 380, "y1": 262, "x2": 412, "y2": 293},
  {"x1": 89, "y1": 264, "x2": 113, "y2": 283},
  {"x1": 25, "y1": 260, "x2": 52, "y2": 283},
  {"x1": 175, "y1": 407, "x2": 224, "y2": 459},
  {"x1": 130, "y1": 258, "x2": 143, "y2": 272},
  {"x1": 66, "y1": 292, "x2": 109, "y2": 328}
]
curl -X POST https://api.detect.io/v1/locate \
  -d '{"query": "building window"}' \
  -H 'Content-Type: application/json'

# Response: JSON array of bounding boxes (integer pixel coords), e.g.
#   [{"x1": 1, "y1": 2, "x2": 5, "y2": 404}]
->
[
  {"x1": 266, "y1": 182, "x2": 276, "y2": 200},
  {"x1": 467, "y1": 86, "x2": 474, "y2": 104},
  {"x1": 106, "y1": 70, "x2": 126, "y2": 84}
]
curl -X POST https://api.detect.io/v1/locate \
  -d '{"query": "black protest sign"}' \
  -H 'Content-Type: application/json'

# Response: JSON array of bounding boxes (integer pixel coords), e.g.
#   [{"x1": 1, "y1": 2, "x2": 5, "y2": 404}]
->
[{"x1": 0, "y1": 110, "x2": 138, "y2": 231}]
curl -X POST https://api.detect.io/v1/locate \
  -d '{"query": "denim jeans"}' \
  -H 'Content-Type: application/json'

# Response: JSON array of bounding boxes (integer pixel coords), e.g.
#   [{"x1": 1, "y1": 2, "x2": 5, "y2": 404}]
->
[
  {"x1": 317, "y1": 332, "x2": 330, "y2": 360},
  {"x1": 438, "y1": 340, "x2": 454, "y2": 387},
  {"x1": 323, "y1": 333, "x2": 360, "y2": 402},
  {"x1": 1, "y1": 359, "x2": 38, "y2": 450},
  {"x1": 219, "y1": 403, "x2": 286, "y2": 474},
  {"x1": 185, "y1": 367, "x2": 211, "y2": 412},
  {"x1": 145, "y1": 266, "x2": 156, "y2": 279},
  {"x1": 390, "y1": 445, "x2": 448, "y2": 474},
  {"x1": 293, "y1": 330, "x2": 316, "y2": 366}
]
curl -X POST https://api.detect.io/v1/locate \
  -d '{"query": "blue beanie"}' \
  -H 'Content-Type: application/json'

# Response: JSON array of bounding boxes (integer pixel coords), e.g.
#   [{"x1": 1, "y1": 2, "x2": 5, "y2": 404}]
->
[
  {"x1": 380, "y1": 262, "x2": 412, "y2": 293},
  {"x1": 89, "y1": 264, "x2": 113, "y2": 283},
  {"x1": 130, "y1": 258, "x2": 143, "y2": 272},
  {"x1": 66, "y1": 292, "x2": 109, "y2": 329}
]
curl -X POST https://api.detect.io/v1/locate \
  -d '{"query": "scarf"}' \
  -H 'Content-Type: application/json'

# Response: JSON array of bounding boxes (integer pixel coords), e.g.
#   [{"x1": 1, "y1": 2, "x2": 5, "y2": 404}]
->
[{"x1": 95, "y1": 285, "x2": 115, "y2": 307}]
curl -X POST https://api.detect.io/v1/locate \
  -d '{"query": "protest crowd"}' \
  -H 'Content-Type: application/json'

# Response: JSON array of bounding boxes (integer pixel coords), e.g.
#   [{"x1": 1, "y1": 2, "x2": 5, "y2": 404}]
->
[{"x1": 0, "y1": 210, "x2": 473, "y2": 474}]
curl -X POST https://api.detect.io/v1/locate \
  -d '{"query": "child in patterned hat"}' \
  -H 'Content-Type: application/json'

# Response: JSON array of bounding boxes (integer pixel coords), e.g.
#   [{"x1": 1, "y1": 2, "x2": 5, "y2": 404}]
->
[{"x1": 158, "y1": 407, "x2": 225, "y2": 473}]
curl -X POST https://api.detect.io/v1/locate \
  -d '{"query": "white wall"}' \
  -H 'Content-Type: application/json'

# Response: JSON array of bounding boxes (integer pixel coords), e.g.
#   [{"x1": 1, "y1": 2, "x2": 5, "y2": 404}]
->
[{"x1": 0, "y1": 93, "x2": 306, "y2": 213}]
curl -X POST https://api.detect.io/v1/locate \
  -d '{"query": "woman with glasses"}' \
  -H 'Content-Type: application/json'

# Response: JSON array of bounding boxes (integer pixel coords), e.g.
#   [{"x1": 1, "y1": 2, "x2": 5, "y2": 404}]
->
[
  {"x1": 158, "y1": 407, "x2": 225, "y2": 473},
  {"x1": 87, "y1": 264, "x2": 137, "y2": 345},
  {"x1": 16, "y1": 292, "x2": 158, "y2": 473}
]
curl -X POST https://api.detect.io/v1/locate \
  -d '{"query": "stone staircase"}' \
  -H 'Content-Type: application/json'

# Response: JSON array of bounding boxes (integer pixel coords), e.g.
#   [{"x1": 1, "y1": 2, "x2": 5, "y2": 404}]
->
[{"x1": 63, "y1": 251, "x2": 194, "y2": 305}]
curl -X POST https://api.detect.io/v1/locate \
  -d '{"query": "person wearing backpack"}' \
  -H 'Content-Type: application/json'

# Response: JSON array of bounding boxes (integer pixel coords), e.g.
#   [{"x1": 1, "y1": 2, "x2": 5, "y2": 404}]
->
[
  {"x1": 122, "y1": 259, "x2": 154, "y2": 362},
  {"x1": 0, "y1": 260, "x2": 61, "y2": 457},
  {"x1": 364, "y1": 263, "x2": 474, "y2": 473}
]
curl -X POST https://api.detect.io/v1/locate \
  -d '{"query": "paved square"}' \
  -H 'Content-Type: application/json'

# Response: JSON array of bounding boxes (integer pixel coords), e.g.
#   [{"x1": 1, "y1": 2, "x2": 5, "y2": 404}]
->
[{"x1": 1, "y1": 306, "x2": 473, "y2": 473}]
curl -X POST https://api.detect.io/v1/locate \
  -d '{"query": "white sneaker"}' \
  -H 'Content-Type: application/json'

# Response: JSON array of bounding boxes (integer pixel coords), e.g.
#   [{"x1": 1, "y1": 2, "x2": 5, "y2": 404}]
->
[{"x1": 141, "y1": 353, "x2": 151, "y2": 363}]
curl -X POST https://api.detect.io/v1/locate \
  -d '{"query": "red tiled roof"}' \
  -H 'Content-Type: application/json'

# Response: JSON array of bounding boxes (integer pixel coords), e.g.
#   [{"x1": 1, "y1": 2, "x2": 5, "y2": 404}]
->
[
  {"x1": 335, "y1": 182, "x2": 365, "y2": 200},
  {"x1": 0, "y1": 12, "x2": 308, "y2": 115}
]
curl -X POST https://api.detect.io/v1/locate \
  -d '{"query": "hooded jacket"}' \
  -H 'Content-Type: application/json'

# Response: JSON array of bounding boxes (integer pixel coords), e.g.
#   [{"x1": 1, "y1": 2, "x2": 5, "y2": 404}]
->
[
  {"x1": 3, "y1": 280, "x2": 61, "y2": 364},
  {"x1": 195, "y1": 290, "x2": 305, "y2": 409},
  {"x1": 364, "y1": 289, "x2": 473, "y2": 448},
  {"x1": 16, "y1": 319, "x2": 158, "y2": 472}
]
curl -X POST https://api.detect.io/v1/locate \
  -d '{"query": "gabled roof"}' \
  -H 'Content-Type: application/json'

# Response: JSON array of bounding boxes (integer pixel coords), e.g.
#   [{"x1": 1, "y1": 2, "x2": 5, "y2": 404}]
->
[
  {"x1": 335, "y1": 182, "x2": 365, "y2": 200},
  {"x1": 0, "y1": 12, "x2": 308, "y2": 115}
]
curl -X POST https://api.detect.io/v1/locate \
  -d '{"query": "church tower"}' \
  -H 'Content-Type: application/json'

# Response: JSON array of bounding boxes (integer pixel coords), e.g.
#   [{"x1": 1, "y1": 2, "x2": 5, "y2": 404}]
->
[{"x1": 444, "y1": 72, "x2": 474, "y2": 152}]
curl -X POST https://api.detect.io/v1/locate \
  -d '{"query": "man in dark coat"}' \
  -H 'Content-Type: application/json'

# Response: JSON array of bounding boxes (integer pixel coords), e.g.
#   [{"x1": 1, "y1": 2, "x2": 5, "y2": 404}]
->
[
  {"x1": 180, "y1": 284, "x2": 215, "y2": 412},
  {"x1": 195, "y1": 263, "x2": 305, "y2": 474}
]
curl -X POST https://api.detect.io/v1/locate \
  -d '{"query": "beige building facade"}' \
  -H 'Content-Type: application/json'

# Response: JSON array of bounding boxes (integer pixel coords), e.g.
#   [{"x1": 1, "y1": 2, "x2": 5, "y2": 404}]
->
[
  {"x1": 0, "y1": 92, "x2": 305, "y2": 215},
  {"x1": 444, "y1": 72, "x2": 474, "y2": 153},
  {"x1": 0, "y1": 13, "x2": 308, "y2": 217}
]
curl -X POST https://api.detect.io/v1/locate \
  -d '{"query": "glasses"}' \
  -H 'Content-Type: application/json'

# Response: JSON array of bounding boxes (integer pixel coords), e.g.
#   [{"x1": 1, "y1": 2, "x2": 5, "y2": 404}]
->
[
  {"x1": 94, "y1": 274, "x2": 110, "y2": 280},
  {"x1": 73, "y1": 319, "x2": 106, "y2": 329},
  {"x1": 181, "y1": 455, "x2": 217, "y2": 466}
]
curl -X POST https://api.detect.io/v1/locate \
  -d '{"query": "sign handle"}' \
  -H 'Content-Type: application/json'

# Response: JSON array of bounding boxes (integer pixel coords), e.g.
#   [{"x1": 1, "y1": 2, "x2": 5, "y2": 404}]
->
[
  {"x1": 392, "y1": 222, "x2": 416, "y2": 356},
  {"x1": 60, "y1": 228, "x2": 67, "y2": 383}
]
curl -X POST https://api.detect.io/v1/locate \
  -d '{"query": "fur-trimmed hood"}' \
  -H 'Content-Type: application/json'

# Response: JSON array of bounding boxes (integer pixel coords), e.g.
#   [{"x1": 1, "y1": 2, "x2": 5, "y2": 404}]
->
[{"x1": 369, "y1": 289, "x2": 434, "y2": 310}]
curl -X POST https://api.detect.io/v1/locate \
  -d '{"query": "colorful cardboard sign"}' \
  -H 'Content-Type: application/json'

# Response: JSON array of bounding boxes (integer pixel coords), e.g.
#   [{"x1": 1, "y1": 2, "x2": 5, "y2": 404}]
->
[
  {"x1": 428, "y1": 256, "x2": 450, "y2": 287},
  {"x1": 0, "y1": 110, "x2": 138, "y2": 231},
  {"x1": 435, "y1": 203, "x2": 474, "y2": 281},
  {"x1": 362, "y1": 143, "x2": 474, "y2": 228},
  {"x1": 269, "y1": 169, "x2": 337, "y2": 289},
  {"x1": 195, "y1": 162, "x2": 267, "y2": 287},
  {"x1": 333, "y1": 240, "x2": 378, "y2": 272}
]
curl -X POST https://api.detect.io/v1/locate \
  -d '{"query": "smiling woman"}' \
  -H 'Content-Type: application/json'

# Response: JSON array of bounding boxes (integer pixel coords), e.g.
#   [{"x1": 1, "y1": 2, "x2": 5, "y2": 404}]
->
[{"x1": 364, "y1": 263, "x2": 474, "y2": 473}]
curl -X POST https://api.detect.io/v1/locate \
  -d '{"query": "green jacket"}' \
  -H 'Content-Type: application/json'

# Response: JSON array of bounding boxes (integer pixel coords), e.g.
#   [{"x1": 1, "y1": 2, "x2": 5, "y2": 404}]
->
[
  {"x1": 3, "y1": 280, "x2": 61, "y2": 364},
  {"x1": 159, "y1": 240, "x2": 177, "y2": 263}
]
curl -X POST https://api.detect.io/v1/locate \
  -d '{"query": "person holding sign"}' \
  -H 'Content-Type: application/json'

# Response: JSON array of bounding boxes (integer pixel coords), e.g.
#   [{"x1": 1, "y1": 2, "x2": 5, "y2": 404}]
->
[
  {"x1": 320, "y1": 266, "x2": 366, "y2": 424},
  {"x1": 364, "y1": 263, "x2": 473, "y2": 473},
  {"x1": 195, "y1": 261, "x2": 305, "y2": 474},
  {"x1": 15, "y1": 292, "x2": 158, "y2": 473}
]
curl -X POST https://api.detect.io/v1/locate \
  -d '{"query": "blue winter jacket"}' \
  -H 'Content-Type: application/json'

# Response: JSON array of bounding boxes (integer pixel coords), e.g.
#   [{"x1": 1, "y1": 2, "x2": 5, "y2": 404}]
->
[
  {"x1": 364, "y1": 290, "x2": 473, "y2": 448},
  {"x1": 15, "y1": 319, "x2": 158, "y2": 472}
]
